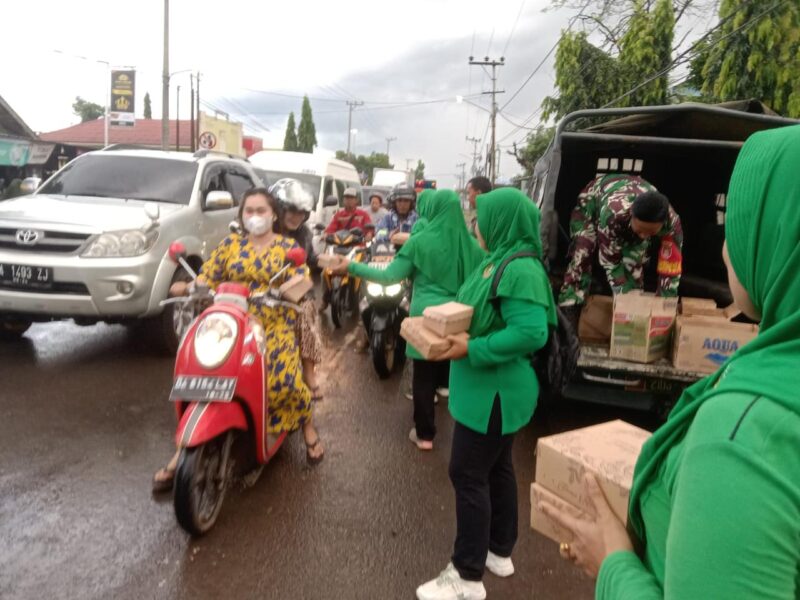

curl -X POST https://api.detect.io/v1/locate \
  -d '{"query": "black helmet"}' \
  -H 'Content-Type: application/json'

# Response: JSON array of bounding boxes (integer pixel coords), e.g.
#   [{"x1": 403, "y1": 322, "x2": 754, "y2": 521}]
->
[
  {"x1": 269, "y1": 178, "x2": 315, "y2": 217},
  {"x1": 389, "y1": 183, "x2": 416, "y2": 210}
]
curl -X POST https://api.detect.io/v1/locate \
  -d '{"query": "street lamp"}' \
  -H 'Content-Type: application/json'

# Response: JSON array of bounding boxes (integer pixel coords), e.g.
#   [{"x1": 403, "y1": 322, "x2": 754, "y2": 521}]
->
[{"x1": 54, "y1": 50, "x2": 111, "y2": 147}]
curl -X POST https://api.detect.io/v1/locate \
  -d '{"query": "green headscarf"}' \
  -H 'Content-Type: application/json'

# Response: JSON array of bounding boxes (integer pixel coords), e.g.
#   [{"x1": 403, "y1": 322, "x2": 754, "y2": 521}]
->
[
  {"x1": 628, "y1": 124, "x2": 800, "y2": 541},
  {"x1": 457, "y1": 187, "x2": 557, "y2": 337},
  {"x1": 411, "y1": 189, "x2": 436, "y2": 235},
  {"x1": 399, "y1": 189, "x2": 484, "y2": 295}
]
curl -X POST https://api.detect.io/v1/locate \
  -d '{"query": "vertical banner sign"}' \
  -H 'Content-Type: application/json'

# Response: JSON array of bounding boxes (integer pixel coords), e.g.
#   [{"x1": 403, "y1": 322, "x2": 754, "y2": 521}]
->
[{"x1": 110, "y1": 70, "x2": 136, "y2": 127}]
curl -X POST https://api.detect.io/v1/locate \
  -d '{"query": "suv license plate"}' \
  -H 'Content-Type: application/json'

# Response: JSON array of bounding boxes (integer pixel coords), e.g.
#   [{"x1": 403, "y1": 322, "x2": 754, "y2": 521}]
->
[
  {"x1": 0, "y1": 263, "x2": 53, "y2": 289},
  {"x1": 169, "y1": 376, "x2": 237, "y2": 402}
]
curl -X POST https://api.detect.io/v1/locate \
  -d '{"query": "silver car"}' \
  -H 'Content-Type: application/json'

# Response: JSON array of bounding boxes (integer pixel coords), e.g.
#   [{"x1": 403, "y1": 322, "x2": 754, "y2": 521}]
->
[{"x1": 0, "y1": 148, "x2": 263, "y2": 352}]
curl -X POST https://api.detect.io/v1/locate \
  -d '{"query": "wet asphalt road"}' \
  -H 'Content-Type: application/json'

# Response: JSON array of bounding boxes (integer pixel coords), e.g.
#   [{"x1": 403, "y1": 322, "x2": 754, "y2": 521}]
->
[{"x1": 0, "y1": 314, "x2": 659, "y2": 600}]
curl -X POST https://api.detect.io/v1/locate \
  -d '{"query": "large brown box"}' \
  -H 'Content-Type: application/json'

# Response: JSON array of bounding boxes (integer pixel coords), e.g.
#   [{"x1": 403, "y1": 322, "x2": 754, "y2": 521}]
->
[
  {"x1": 422, "y1": 302, "x2": 474, "y2": 337},
  {"x1": 610, "y1": 292, "x2": 678, "y2": 363},
  {"x1": 672, "y1": 315, "x2": 759, "y2": 374},
  {"x1": 533, "y1": 420, "x2": 651, "y2": 526},
  {"x1": 400, "y1": 317, "x2": 469, "y2": 360},
  {"x1": 279, "y1": 274, "x2": 314, "y2": 303},
  {"x1": 530, "y1": 482, "x2": 583, "y2": 543},
  {"x1": 578, "y1": 295, "x2": 613, "y2": 344}
]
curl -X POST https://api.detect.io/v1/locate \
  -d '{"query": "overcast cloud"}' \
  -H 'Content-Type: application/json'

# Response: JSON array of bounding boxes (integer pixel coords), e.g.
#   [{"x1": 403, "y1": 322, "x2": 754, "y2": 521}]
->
[{"x1": 1, "y1": 1, "x2": 597, "y2": 186}]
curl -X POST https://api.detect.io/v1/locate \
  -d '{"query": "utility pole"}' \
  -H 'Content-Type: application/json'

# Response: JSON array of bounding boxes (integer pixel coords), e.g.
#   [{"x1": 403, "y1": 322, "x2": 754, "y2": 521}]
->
[
  {"x1": 190, "y1": 74, "x2": 195, "y2": 152},
  {"x1": 161, "y1": 0, "x2": 170, "y2": 150},
  {"x1": 456, "y1": 162, "x2": 466, "y2": 191},
  {"x1": 195, "y1": 72, "x2": 201, "y2": 149},
  {"x1": 385, "y1": 136, "x2": 396, "y2": 157},
  {"x1": 346, "y1": 100, "x2": 364, "y2": 155},
  {"x1": 175, "y1": 85, "x2": 181, "y2": 151},
  {"x1": 468, "y1": 56, "x2": 504, "y2": 183},
  {"x1": 465, "y1": 136, "x2": 481, "y2": 176}
]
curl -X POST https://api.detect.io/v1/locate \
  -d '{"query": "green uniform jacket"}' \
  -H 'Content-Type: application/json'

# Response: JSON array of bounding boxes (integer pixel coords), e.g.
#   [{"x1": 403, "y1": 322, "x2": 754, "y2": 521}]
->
[
  {"x1": 597, "y1": 392, "x2": 800, "y2": 599},
  {"x1": 449, "y1": 295, "x2": 549, "y2": 435},
  {"x1": 349, "y1": 256, "x2": 454, "y2": 360}
]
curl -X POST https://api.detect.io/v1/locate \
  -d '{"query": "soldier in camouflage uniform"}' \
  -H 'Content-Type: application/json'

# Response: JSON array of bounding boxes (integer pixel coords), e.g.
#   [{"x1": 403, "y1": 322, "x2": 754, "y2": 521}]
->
[{"x1": 558, "y1": 173, "x2": 683, "y2": 311}]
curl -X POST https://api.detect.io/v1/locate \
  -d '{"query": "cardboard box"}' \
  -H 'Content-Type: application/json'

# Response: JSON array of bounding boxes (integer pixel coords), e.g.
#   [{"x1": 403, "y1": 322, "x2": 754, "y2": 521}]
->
[
  {"x1": 279, "y1": 274, "x2": 314, "y2": 303},
  {"x1": 422, "y1": 302, "x2": 474, "y2": 337},
  {"x1": 317, "y1": 254, "x2": 344, "y2": 270},
  {"x1": 680, "y1": 297, "x2": 719, "y2": 317},
  {"x1": 578, "y1": 295, "x2": 613, "y2": 344},
  {"x1": 610, "y1": 292, "x2": 678, "y2": 363},
  {"x1": 672, "y1": 315, "x2": 758, "y2": 374},
  {"x1": 534, "y1": 420, "x2": 651, "y2": 524},
  {"x1": 400, "y1": 317, "x2": 469, "y2": 360},
  {"x1": 530, "y1": 482, "x2": 583, "y2": 543}
]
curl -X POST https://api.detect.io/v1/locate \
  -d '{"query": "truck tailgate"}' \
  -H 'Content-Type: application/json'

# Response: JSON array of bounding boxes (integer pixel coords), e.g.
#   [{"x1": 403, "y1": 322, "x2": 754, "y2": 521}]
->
[{"x1": 578, "y1": 344, "x2": 704, "y2": 383}]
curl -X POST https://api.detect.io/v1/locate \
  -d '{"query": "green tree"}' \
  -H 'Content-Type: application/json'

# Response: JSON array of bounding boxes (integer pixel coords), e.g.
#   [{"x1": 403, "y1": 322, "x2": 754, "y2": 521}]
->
[
  {"x1": 283, "y1": 112, "x2": 298, "y2": 151},
  {"x1": 617, "y1": 0, "x2": 675, "y2": 106},
  {"x1": 541, "y1": 31, "x2": 622, "y2": 122},
  {"x1": 414, "y1": 160, "x2": 425, "y2": 180},
  {"x1": 143, "y1": 92, "x2": 152, "y2": 119},
  {"x1": 691, "y1": 0, "x2": 800, "y2": 117},
  {"x1": 335, "y1": 151, "x2": 393, "y2": 183},
  {"x1": 297, "y1": 95, "x2": 317, "y2": 153},
  {"x1": 72, "y1": 96, "x2": 104, "y2": 122},
  {"x1": 513, "y1": 126, "x2": 555, "y2": 176}
]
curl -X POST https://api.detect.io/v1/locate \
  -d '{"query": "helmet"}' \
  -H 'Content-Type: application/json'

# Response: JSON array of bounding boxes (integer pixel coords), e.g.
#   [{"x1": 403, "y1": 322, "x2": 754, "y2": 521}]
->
[
  {"x1": 269, "y1": 178, "x2": 315, "y2": 215},
  {"x1": 389, "y1": 183, "x2": 416, "y2": 210}
]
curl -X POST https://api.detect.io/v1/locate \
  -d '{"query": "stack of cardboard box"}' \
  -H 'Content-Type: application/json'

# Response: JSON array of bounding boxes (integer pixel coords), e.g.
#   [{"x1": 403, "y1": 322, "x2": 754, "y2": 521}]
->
[{"x1": 400, "y1": 302, "x2": 473, "y2": 360}]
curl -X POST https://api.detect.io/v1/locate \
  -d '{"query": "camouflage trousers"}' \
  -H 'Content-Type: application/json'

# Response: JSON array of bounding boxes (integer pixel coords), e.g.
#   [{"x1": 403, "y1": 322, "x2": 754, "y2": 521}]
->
[{"x1": 557, "y1": 196, "x2": 644, "y2": 306}]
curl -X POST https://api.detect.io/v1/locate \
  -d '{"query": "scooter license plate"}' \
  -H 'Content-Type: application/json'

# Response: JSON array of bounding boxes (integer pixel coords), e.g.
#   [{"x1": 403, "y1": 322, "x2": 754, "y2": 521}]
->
[{"x1": 169, "y1": 376, "x2": 237, "y2": 402}]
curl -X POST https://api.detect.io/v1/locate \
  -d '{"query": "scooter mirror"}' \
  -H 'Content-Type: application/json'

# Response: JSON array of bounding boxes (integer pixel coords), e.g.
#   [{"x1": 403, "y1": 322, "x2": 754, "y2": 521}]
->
[
  {"x1": 169, "y1": 241, "x2": 188, "y2": 263},
  {"x1": 229, "y1": 220, "x2": 243, "y2": 234},
  {"x1": 286, "y1": 247, "x2": 307, "y2": 267}
]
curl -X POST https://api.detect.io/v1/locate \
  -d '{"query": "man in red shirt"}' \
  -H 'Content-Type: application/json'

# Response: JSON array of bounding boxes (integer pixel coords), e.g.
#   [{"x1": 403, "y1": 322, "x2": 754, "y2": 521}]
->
[{"x1": 325, "y1": 187, "x2": 371, "y2": 234}]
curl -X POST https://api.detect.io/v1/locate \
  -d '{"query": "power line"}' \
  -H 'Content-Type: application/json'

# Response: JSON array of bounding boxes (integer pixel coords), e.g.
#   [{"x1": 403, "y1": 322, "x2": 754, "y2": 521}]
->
[{"x1": 502, "y1": 1, "x2": 527, "y2": 57}]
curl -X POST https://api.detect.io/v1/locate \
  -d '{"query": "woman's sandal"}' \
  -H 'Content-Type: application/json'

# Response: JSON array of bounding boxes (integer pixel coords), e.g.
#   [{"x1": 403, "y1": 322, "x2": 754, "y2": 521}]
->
[
  {"x1": 310, "y1": 385, "x2": 324, "y2": 402},
  {"x1": 305, "y1": 437, "x2": 325, "y2": 466},
  {"x1": 152, "y1": 466, "x2": 176, "y2": 493}
]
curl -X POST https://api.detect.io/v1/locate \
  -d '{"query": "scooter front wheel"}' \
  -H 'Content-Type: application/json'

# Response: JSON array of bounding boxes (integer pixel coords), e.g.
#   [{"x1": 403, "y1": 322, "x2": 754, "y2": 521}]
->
[
  {"x1": 174, "y1": 432, "x2": 233, "y2": 536},
  {"x1": 330, "y1": 287, "x2": 344, "y2": 329}
]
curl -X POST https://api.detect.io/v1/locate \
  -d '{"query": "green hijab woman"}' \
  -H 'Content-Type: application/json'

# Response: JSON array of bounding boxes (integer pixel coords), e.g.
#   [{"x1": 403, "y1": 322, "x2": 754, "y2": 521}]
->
[
  {"x1": 540, "y1": 125, "x2": 800, "y2": 599},
  {"x1": 417, "y1": 187, "x2": 557, "y2": 598}
]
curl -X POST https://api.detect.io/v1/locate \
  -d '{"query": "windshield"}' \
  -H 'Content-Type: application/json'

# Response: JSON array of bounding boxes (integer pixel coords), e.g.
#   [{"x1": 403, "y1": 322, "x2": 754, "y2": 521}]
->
[
  {"x1": 39, "y1": 155, "x2": 199, "y2": 204},
  {"x1": 259, "y1": 170, "x2": 321, "y2": 195}
]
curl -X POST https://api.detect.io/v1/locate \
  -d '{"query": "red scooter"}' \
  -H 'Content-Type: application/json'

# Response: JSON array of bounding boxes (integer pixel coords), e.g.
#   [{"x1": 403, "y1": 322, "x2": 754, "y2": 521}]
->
[{"x1": 162, "y1": 241, "x2": 306, "y2": 536}]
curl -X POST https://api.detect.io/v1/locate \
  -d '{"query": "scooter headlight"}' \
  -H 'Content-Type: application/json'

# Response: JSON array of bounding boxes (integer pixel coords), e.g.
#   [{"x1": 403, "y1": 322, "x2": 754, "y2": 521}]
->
[
  {"x1": 366, "y1": 282, "x2": 384, "y2": 297},
  {"x1": 194, "y1": 313, "x2": 239, "y2": 369},
  {"x1": 385, "y1": 283, "x2": 403, "y2": 296}
]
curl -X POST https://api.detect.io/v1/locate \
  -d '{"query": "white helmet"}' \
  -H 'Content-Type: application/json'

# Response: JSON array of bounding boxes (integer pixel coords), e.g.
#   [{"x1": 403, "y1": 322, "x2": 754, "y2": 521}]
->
[{"x1": 269, "y1": 178, "x2": 315, "y2": 214}]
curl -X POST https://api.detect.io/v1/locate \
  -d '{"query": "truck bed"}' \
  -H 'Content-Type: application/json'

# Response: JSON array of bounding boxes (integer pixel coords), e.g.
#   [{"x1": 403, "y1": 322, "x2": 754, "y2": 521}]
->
[{"x1": 578, "y1": 343, "x2": 706, "y2": 383}]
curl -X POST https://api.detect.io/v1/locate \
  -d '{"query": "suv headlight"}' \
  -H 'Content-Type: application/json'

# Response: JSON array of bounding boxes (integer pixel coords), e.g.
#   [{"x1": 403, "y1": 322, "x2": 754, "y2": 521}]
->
[
  {"x1": 194, "y1": 313, "x2": 239, "y2": 369},
  {"x1": 385, "y1": 283, "x2": 403, "y2": 296},
  {"x1": 82, "y1": 229, "x2": 158, "y2": 258},
  {"x1": 366, "y1": 282, "x2": 384, "y2": 297}
]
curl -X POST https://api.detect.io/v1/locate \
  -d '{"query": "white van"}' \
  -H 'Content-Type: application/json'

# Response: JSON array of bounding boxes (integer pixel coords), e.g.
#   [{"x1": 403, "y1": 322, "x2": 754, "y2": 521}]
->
[{"x1": 249, "y1": 151, "x2": 362, "y2": 249}]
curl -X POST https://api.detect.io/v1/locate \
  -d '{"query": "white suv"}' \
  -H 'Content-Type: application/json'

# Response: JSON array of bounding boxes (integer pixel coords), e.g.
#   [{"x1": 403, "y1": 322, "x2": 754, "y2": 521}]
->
[{"x1": 0, "y1": 147, "x2": 263, "y2": 351}]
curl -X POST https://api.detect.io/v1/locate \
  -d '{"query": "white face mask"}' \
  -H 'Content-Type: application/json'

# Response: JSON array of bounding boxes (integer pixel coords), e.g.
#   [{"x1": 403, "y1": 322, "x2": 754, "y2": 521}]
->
[{"x1": 245, "y1": 214, "x2": 273, "y2": 236}]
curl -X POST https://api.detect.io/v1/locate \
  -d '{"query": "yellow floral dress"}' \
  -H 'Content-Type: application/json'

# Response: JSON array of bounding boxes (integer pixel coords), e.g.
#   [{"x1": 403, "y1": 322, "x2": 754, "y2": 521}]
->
[{"x1": 200, "y1": 233, "x2": 312, "y2": 434}]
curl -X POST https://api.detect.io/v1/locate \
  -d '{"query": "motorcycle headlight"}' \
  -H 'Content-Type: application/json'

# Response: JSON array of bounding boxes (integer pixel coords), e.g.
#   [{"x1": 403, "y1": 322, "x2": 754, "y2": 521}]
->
[
  {"x1": 366, "y1": 282, "x2": 384, "y2": 297},
  {"x1": 194, "y1": 313, "x2": 239, "y2": 369},
  {"x1": 82, "y1": 229, "x2": 158, "y2": 258},
  {"x1": 385, "y1": 283, "x2": 403, "y2": 296}
]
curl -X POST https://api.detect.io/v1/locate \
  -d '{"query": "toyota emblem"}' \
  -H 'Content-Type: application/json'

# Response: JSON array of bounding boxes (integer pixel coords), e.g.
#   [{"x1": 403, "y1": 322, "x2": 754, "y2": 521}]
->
[{"x1": 15, "y1": 229, "x2": 41, "y2": 245}]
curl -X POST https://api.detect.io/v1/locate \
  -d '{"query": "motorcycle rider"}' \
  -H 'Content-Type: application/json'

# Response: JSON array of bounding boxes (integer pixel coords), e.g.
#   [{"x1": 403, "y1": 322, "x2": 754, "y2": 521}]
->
[
  {"x1": 367, "y1": 192, "x2": 389, "y2": 225},
  {"x1": 153, "y1": 187, "x2": 324, "y2": 492},
  {"x1": 325, "y1": 187, "x2": 372, "y2": 234},
  {"x1": 375, "y1": 183, "x2": 419, "y2": 245},
  {"x1": 271, "y1": 178, "x2": 325, "y2": 402}
]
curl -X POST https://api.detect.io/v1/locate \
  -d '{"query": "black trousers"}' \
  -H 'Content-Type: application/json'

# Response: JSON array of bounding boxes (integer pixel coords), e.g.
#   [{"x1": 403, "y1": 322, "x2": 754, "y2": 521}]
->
[
  {"x1": 411, "y1": 359, "x2": 450, "y2": 441},
  {"x1": 449, "y1": 396, "x2": 518, "y2": 581}
]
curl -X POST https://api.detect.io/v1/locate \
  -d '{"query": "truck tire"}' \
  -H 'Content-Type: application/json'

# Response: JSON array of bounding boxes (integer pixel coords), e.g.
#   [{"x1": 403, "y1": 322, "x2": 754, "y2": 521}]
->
[{"x1": 145, "y1": 268, "x2": 193, "y2": 354}]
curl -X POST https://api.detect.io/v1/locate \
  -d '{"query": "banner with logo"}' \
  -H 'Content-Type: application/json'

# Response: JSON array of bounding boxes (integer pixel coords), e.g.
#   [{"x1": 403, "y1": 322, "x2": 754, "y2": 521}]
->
[
  {"x1": 26, "y1": 143, "x2": 55, "y2": 165},
  {"x1": 0, "y1": 139, "x2": 30, "y2": 166},
  {"x1": 110, "y1": 70, "x2": 136, "y2": 127}
]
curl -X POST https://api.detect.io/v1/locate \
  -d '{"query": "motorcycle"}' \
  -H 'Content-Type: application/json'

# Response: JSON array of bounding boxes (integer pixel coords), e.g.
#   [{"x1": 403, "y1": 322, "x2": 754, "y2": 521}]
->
[
  {"x1": 161, "y1": 241, "x2": 307, "y2": 536},
  {"x1": 360, "y1": 240, "x2": 409, "y2": 379},
  {"x1": 321, "y1": 226, "x2": 369, "y2": 328}
]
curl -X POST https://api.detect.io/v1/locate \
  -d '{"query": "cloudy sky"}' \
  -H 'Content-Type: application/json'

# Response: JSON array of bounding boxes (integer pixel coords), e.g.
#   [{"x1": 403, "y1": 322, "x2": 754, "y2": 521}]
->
[{"x1": 0, "y1": 0, "x2": 705, "y2": 187}]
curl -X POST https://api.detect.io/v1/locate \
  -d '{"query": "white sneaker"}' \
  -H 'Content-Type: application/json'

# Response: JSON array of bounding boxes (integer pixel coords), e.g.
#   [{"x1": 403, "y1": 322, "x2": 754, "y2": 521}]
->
[
  {"x1": 485, "y1": 551, "x2": 514, "y2": 577},
  {"x1": 416, "y1": 563, "x2": 486, "y2": 600},
  {"x1": 436, "y1": 387, "x2": 450, "y2": 399}
]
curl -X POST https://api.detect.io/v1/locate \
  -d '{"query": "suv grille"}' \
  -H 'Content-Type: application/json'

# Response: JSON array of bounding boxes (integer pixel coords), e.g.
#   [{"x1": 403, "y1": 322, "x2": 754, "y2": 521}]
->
[
  {"x1": 0, "y1": 228, "x2": 91, "y2": 254},
  {"x1": 0, "y1": 281, "x2": 90, "y2": 295}
]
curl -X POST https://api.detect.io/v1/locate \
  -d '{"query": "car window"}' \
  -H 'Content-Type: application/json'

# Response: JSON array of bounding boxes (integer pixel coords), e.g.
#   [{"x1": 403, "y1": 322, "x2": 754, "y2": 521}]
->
[
  {"x1": 39, "y1": 154, "x2": 198, "y2": 204},
  {"x1": 202, "y1": 164, "x2": 228, "y2": 196},
  {"x1": 225, "y1": 168, "x2": 255, "y2": 205},
  {"x1": 323, "y1": 176, "x2": 337, "y2": 206},
  {"x1": 335, "y1": 180, "x2": 346, "y2": 206}
]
